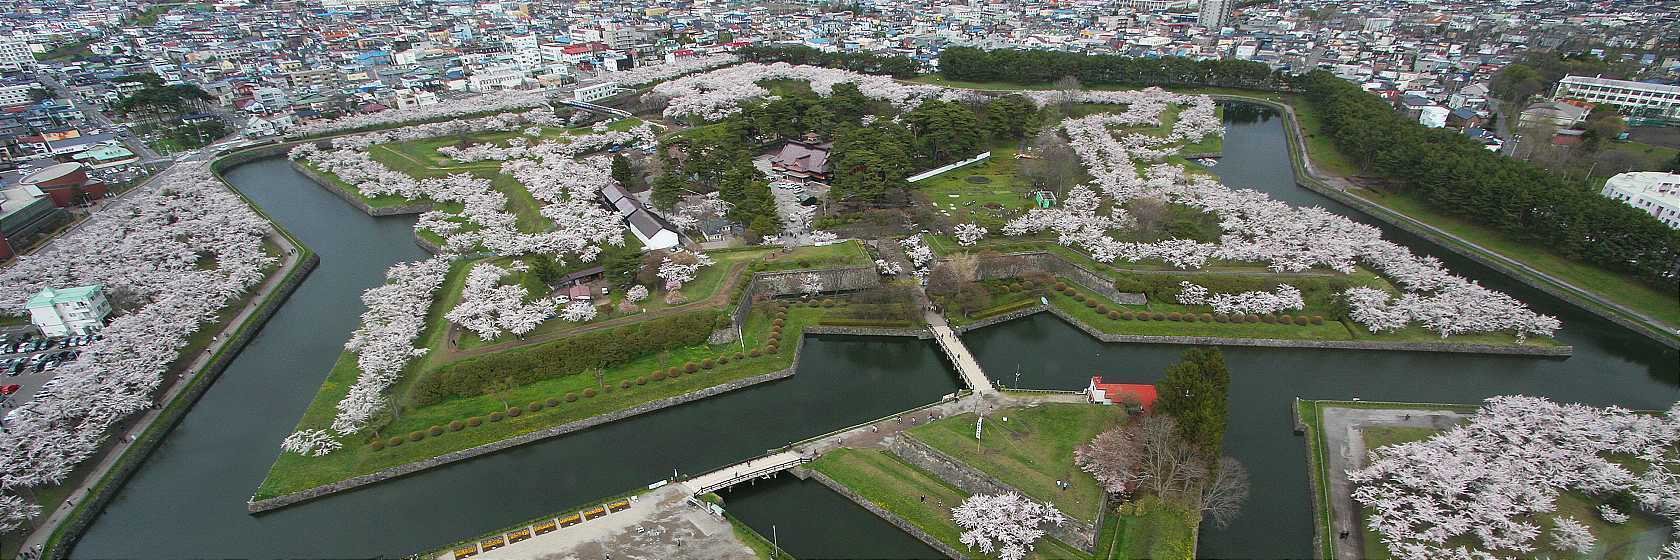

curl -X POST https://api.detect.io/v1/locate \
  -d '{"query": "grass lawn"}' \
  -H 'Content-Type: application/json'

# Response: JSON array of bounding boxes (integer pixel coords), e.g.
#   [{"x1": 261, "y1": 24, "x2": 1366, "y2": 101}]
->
[
  {"x1": 915, "y1": 148, "x2": 1036, "y2": 229},
  {"x1": 908, "y1": 403, "x2": 1128, "y2": 522},
  {"x1": 255, "y1": 305, "x2": 811, "y2": 500},
  {"x1": 1281, "y1": 93, "x2": 1361, "y2": 177},
  {"x1": 1350, "y1": 188, "x2": 1680, "y2": 332},
  {"x1": 1048, "y1": 276, "x2": 1354, "y2": 340},
  {"x1": 1112, "y1": 495, "x2": 1198, "y2": 560},
  {"x1": 812, "y1": 448, "x2": 1092, "y2": 560}
]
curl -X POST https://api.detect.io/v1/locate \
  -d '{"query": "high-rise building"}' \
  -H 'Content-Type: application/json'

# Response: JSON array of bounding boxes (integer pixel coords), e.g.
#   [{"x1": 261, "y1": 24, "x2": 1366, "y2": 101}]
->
[
  {"x1": 1198, "y1": 0, "x2": 1232, "y2": 30},
  {"x1": 0, "y1": 37, "x2": 36, "y2": 72}
]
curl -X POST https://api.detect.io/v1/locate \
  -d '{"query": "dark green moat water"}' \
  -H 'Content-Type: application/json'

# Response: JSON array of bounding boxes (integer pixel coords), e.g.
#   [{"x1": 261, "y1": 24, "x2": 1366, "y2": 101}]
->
[{"x1": 74, "y1": 104, "x2": 1678, "y2": 558}]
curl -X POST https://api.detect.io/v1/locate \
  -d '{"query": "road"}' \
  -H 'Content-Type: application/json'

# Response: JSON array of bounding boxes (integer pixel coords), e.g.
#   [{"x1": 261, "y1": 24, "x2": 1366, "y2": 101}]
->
[{"x1": 34, "y1": 72, "x2": 164, "y2": 163}]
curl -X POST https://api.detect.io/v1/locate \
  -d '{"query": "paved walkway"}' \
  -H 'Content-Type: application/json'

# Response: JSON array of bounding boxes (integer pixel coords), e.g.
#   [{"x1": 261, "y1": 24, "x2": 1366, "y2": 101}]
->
[
  {"x1": 441, "y1": 485, "x2": 753, "y2": 560},
  {"x1": 19, "y1": 213, "x2": 304, "y2": 553},
  {"x1": 1319, "y1": 405, "x2": 1471, "y2": 560},
  {"x1": 926, "y1": 312, "x2": 995, "y2": 394},
  {"x1": 680, "y1": 451, "x2": 805, "y2": 496}
]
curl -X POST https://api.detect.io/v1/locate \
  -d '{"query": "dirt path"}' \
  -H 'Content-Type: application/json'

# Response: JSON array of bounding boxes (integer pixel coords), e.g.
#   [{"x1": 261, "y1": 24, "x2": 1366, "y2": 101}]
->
[{"x1": 1319, "y1": 405, "x2": 1471, "y2": 560}]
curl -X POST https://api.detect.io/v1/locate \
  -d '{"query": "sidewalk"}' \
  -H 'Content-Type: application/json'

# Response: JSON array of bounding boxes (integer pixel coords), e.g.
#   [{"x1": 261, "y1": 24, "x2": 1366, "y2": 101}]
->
[{"x1": 18, "y1": 225, "x2": 303, "y2": 553}]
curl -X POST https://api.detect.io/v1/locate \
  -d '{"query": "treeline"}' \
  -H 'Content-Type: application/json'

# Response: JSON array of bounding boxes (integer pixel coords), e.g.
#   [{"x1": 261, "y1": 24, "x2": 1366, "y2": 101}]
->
[
  {"x1": 938, "y1": 47, "x2": 1291, "y2": 90},
  {"x1": 1110, "y1": 270, "x2": 1372, "y2": 318},
  {"x1": 1297, "y1": 71, "x2": 1680, "y2": 289},
  {"x1": 412, "y1": 310, "x2": 724, "y2": 406},
  {"x1": 736, "y1": 45, "x2": 920, "y2": 78}
]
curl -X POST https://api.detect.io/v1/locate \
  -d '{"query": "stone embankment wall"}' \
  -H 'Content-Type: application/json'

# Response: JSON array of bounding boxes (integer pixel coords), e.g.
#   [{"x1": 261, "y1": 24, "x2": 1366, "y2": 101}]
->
[
  {"x1": 731, "y1": 265, "x2": 880, "y2": 328},
  {"x1": 888, "y1": 437, "x2": 1096, "y2": 552},
  {"x1": 248, "y1": 333, "x2": 813, "y2": 513},
  {"x1": 973, "y1": 252, "x2": 1145, "y2": 305},
  {"x1": 807, "y1": 471, "x2": 968, "y2": 560}
]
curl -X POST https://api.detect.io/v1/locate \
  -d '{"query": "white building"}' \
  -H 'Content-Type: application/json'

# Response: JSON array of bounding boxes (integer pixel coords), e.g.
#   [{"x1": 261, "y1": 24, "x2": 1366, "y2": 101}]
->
[
  {"x1": 1601, "y1": 172, "x2": 1680, "y2": 229},
  {"x1": 1554, "y1": 75, "x2": 1680, "y2": 120},
  {"x1": 467, "y1": 64, "x2": 526, "y2": 92},
  {"x1": 0, "y1": 37, "x2": 35, "y2": 72},
  {"x1": 0, "y1": 82, "x2": 35, "y2": 107},
  {"x1": 27, "y1": 285, "x2": 112, "y2": 337},
  {"x1": 573, "y1": 82, "x2": 619, "y2": 103},
  {"x1": 1198, "y1": 0, "x2": 1233, "y2": 30}
]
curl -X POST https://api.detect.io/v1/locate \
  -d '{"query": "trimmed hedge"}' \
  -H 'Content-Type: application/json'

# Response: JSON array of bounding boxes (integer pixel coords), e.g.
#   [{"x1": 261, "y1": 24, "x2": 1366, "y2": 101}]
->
[
  {"x1": 565, "y1": 393, "x2": 578, "y2": 402},
  {"x1": 546, "y1": 397, "x2": 560, "y2": 407},
  {"x1": 414, "y1": 310, "x2": 722, "y2": 405},
  {"x1": 468, "y1": 416, "x2": 483, "y2": 427},
  {"x1": 818, "y1": 317, "x2": 914, "y2": 328},
  {"x1": 370, "y1": 440, "x2": 384, "y2": 451},
  {"x1": 583, "y1": 388, "x2": 597, "y2": 398},
  {"x1": 388, "y1": 437, "x2": 403, "y2": 447},
  {"x1": 528, "y1": 401, "x2": 543, "y2": 412},
  {"x1": 408, "y1": 431, "x2": 425, "y2": 441},
  {"x1": 507, "y1": 407, "x2": 522, "y2": 417},
  {"x1": 449, "y1": 420, "x2": 465, "y2": 431},
  {"x1": 490, "y1": 411, "x2": 505, "y2": 422},
  {"x1": 428, "y1": 425, "x2": 444, "y2": 436}
]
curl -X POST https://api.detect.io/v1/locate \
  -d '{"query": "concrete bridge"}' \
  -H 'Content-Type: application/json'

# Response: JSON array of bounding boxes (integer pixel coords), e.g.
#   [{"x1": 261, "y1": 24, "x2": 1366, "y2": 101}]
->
[
  {"x1": 926, "y1": 312, "x2": 996, "y2": 394},
  {"x1": 561, "y1": 99, "x2": 633, "y2": 119},
  {"x1": 680, "y1": 450, "x2": 808, "y2": 495}
]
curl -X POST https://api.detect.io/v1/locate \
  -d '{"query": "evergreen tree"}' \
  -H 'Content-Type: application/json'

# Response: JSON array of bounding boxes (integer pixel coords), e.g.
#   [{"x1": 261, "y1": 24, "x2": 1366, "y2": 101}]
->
[
  {"x1": 611, "y1": 154, "x2": 636, "y2": 188},
  {"x1": 984, "y1": 94, "x2": 1041, "y2": 141},
  {"x1": 1153, "y1": 347, "x2": 1230, "y2": 458}
]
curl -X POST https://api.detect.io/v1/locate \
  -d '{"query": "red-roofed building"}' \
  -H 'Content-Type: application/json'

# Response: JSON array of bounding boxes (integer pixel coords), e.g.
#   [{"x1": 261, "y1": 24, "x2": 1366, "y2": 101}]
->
[{"x1": 1087, "y1": 377, "x2": 1156, "y2": 411}]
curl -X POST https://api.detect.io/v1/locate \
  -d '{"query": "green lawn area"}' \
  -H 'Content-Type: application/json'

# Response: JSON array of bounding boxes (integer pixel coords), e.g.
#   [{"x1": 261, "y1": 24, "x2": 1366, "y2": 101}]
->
[
  {"x1": 915, "y1": 148, "x2": 1036, "y2": 229},
  {"x1": 256, "y1": 304, "x2": 811, "y2": 500},
  {"x1": 811, "y1": 448, "x2": 1092, "y2": 560},
  {"x1": 1110, "y1": 495, "x2": 1198, "y2": 560},
  {"x1": 1282, "y1": 94, "x2": 1361, "y2": 177},
  {"x1": 907, "y1": 403, "x2": 1128, "y2": 522},
  {"x1": 1350, "y1": 188, "x2": 1680, "y2": 332}
]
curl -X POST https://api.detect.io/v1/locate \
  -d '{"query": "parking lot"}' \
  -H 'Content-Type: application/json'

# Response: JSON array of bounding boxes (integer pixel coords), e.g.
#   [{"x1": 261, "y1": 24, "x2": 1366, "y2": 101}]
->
[{"x1": 0, "y1": 325, "x2": 97, "y2": 411}]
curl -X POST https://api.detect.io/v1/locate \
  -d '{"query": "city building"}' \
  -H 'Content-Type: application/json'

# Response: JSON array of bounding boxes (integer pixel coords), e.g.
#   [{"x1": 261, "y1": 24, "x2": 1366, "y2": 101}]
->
[
  {"x1": 1086, "y1": 376, "x2": 1157, "y2": 411},
  {"x1": 18, "y1": 162, "x2": 108, "y2": 207},
  {"x1": 1554, "y1": 75, "x2": 1680, "y2": 120},
  {"x1": 601, "y1": 183, "x2": 678, "y2": 250},
  {"x1": 1601, "y1": 171, "x2": 1680, "y2": 228},
  {"x1": 0, "y1": 38, "x2": 34, "y2": 72},
  {"x1": 1198, "y1": 0, "x2": 1233, "y2": 30},
  {"x1": 0, "y1": 184, "x2": 64, "y2": 260},
  {"x1": 26, "y1": 284, "x2": 111, "y2": 336},
  {"x1": 769, "y1": 139, "x2": 833, "y2": 183}
]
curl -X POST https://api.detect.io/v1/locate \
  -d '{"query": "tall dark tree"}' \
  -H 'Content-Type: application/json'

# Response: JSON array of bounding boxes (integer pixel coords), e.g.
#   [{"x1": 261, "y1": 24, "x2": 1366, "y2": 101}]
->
[
  {"x1": 1153, "y1": 347, "x2": 1230, "y2": 458},
  {"x1": 830, "y1": 122, "x2": 914, "y2": 202},
  {"x1": 984, "y1": 94, "x2": 1040, "y2": 141},
  {"x1": 904, "y1": 99, "x2": 982, "y2": 164}
]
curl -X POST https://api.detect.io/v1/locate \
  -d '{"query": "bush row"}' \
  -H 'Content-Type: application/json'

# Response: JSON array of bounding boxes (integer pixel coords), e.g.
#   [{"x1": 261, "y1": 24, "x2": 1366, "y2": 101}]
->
[
  {"x1": 1098, "y1": 309, "x2": 1325, "y2": 325},
  {"x1": 414, "y1": 310, "x2": 724, "y2": 406}
]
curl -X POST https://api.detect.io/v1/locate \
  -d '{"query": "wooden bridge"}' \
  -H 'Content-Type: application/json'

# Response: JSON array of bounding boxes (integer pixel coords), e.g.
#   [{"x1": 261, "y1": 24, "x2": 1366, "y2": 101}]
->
[{"x1": 927, "y1": 313, "x2": 996, "y2": 394}]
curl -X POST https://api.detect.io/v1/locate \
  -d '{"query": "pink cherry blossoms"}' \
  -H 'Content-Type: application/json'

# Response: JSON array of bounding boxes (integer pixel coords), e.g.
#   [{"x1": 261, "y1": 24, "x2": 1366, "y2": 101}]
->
[
  {"x1": 650, "y1": 62, "x2": 965, "y2": 121},
  {"x1": 330, "y1": 257, "x2": 451, "y2": 437},
  {"x1": 0, "y1": 162, "x2": 278, "y2": 530},
  {"x1": 446, "y1": 262, "x2": 558, "y2": 340},
  {"x1": 1348, "y1": 396, "x2": 1680, "y2": 560},
  {"x1": 1176, "y1": 281, "x2": 1305, "y2": 315},
  {"x1": 999, "y1": 89, "x2": 1559, "y2": 339},
  {"x1": 657, "y1": 250, "x2": 716, "y2": 292},
  {"x1": 951, "y1": 492, "x2": 1069, "y2": 560},
  {"x1": 954, "y1": 223, "x2": 989, "y2": 247}
]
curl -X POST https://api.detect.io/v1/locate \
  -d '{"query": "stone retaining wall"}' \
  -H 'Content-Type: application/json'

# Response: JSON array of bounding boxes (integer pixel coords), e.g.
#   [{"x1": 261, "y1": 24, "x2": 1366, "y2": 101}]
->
[
  {"x1": 807, "y1": 471, "x2": 967, "y2": 560},
  {"x1": 51, "y1": 249, "x2": 319, "y2": 558},
  {"x1": 889, "y1": 437, "x2": 1096, "y2": 552},
  {"x1": 1039, "y1": 305, "x2": 1573, "y2": 357},
  {"x1": 731, "y1": 265, "x2": 880, "y2": 328},
  {"x1": 973, "y1": 252, "x2": 1145, "y2": 305},
  {"x1": 951, "y1": 305, "x2": 1049, "y2": 334},
  {"x1": 804, "y1": 325, "x2": 930, "y2": 339},
  {"x1": 290, "y1": 160, "x2": 433, "y2": 216},
  {"x1": 248, "y1": 334, "x2": 812, "y2": 513}
]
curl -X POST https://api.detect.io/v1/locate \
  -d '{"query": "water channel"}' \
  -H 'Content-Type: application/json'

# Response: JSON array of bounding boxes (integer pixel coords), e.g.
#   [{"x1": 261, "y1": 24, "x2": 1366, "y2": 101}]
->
[{"x1": 71, "y1": 104, "x2": 1678, "y2": 558}]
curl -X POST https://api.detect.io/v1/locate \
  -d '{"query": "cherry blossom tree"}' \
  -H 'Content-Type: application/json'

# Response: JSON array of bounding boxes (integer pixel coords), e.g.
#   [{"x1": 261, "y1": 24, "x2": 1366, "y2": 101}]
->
[
  {"x1": 625, "y1": 285, "x2": 649, "y2": 303},
  {"x1": 1550, "y1": 516, "x2": 1596, "y2": 554},
  {"x1": 950, "y1": 492, "x2": 1068, "y2": 560},
  {"x1": 657, "y1": 250, "x2": 715, "y2": 292},
  {"x1": 954, "y1": 223, "x2": 988, "y2": 247},
  {"x1": 560, "y1": 300, "x2": 598, "y2": 322}
]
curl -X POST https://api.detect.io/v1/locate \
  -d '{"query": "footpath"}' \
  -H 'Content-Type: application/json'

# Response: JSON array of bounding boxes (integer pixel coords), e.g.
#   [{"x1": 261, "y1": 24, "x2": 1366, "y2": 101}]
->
[{"x1": 18, "y1": 221, "x2": 305, "y2": 554}]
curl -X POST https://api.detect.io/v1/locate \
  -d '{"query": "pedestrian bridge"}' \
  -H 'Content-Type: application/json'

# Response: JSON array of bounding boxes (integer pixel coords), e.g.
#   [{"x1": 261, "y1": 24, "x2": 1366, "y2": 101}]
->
[
  {"x1": 680, "y1": 450, "x2": 807, "y2": 495},
  {"x1": 561, "y1": 99, "x2": 633, "y2": 119},
  {"x1": 930, "y1": 323, "x2": 996, "y2": 394}
]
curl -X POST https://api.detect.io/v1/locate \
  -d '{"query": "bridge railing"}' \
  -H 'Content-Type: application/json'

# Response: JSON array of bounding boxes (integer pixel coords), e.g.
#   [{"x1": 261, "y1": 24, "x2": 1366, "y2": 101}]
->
[{"x1": 694, "y1": 456, "x2": 809, "y2": 495}]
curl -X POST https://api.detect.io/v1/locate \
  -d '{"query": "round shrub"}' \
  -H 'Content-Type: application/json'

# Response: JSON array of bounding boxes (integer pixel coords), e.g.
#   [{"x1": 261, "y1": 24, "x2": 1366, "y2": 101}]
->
[
  {"x1": 749, "y1": 348, "x2": 762, "y2": 357},
  {"x1": 388, "y1": 437, "x2": 404, "y2": 447},
  {"x1": 529, "y1": 401, "x2": 544, "y2": 412},
  {"x1": 429, "y1": 425, "x2": 444, "y2": 437},
  {"x1": 1121, "y1": 311, "x2": 1134, "y2": 320},
  {"x1": 768, "y1": 343, "x2": 780, "y2": 353},
  {"x1": 1096, "y1": 305, "x2": 1108, "y2": 314},
  {"x1": 565, "y1": 393, "x2": 578, "y2": 402},
  {"x1": 669, "y1": 369, "x2": 682, "y2": 378},
  {"x1": 468, "y1": 416, "x2": 483, "y2": 427},
  {"x1": 636, "y1": 376, "x2": 648, "y2": 385},
  {"x1": 822, "y1": 299, "x2": 836, "y2": 307},
  {"x1": 583, "y1": 388, "x2": 597, "y2": 398},
  {"x1": 1073, "y1": 293, "x2": 1086, "y2": 303},
  {"x1": 1201, "y1": 313, "x2": 1214, "y2": 322},
  {"x1": 1107, "y1": 310, "x2": 1120, "y2": 320},
  {"x1": 1084, "y1": 300, "x2": 1098, "y2": 309},
  {"x1": 702, "y1": 358, "x2": 715, "y2": 369},
  {"x1": 1294, "y1": 315, "x2": 1311, "y2": 326},
  {"x1": 1279, "y1": 314, "x2": 1293, "y2": 324},
  {"x1": 718, "y1": 356, "x2": 729, "y2": 365},
  {"x1": 1246, "y1": 314, "x2": 1261, "y2": 323},
  {"x1": 683, "y1": 362, "x2": 697, "y2": 372},
  {"x1": 489, "y1": 411, "x2": 505, "y2": 422},
  {"x1": 507, "y1": 407, "x2": 521, "y2": 417},
  {"x1": 546, "y1": 397, "x2": 560, "y2": 407},
  {"x1": 604, "y1": 385, "x2": 614, "y2": 393},
  {"x1": 1214, "y1": 313, "x2": 1229, "y2": 323},
  {"x1": 1311, "y1": 315, "x2": 1325, "y2": 325},
  {"x1": 773, "y1": 318, "x2": 785, "y2": 327},
  {"x1": 652, "y1": 371, "x2": 666, "y2": 381},
  {"x1": 1167, "y1": 312, "x2": 1182, "y2": 321},
  {"x1": 1261, "y1": 314, "x2": 1275, "y2": 324},
  {"x1": 620, "y1": 380, "x2": 632, "y2": 389},
  {"x1": 734, "y1": 351, "x2": 745, "y2": 360},
  {"x1": 1054, "y1": 282, "x2": 1067, "y2": 291},
  {"x1": 449, "y1": 420, "x2": 465, "y2": 431},
  {"x1": 370, "y1": 440, "x2": 385, "y2": 451},
  {"x1": 409, "y1": 431, "x2": 425, "y2": 441},
  {"x1": 666, "y1": 367, "x2": 679, "y2": 376}
]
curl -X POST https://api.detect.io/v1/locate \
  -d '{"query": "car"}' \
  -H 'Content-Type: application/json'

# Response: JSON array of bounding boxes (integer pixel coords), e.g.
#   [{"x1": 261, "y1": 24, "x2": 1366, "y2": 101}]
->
[
  {"x1": 31, "y1": 361, "x2": 45, "y2": 374},
  {"x1": 44, "y1": 360, "x2": 59, "y2": 371}
]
